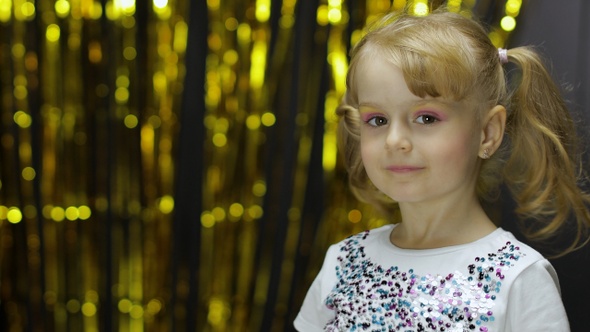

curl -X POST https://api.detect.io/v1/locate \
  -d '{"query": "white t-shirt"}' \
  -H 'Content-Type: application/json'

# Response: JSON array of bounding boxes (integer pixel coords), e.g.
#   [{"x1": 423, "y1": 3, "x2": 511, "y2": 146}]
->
[{"x1": 294, "y1": 224, "x2": 569, "y2": 331}]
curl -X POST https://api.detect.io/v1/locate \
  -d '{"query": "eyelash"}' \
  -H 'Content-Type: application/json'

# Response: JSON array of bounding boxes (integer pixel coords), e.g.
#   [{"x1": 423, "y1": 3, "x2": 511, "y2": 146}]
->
[
  {"x1": 415, "y1": 114, "x2": 439, "y2": 125},
  {"x1": 365, "y1": 116, "x2": 388, "y2": 127},
  {"x1": 363, "y1": 114, "x2": 440, "y2": 127}
]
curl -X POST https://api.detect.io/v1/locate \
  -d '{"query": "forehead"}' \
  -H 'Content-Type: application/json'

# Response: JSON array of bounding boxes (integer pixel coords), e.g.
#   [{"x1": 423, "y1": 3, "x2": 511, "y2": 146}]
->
[
  {"x1": 354, "y1": 53, "x2": 478, "y2": 122},
  {"x1": 354, "y1": 54, "x2": 438, "y2": 106},
  {"x1": 354, "y1": 54, "x2": 408, "y2": 99},
  {"x1": 351, "y1": 46, "x2": 481, "y2": 113},
  {"x1": 350, "y1": 47, "x2": 421, "y2": 106}
]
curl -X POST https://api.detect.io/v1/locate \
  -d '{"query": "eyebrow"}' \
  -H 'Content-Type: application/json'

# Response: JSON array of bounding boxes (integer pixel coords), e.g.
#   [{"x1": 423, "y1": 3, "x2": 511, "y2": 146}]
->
[
  {"x1": 358, "y1": 98, "x2": 457, "y2": 111},
  {"x1": 358, "y1": 102, "x2": 384, "y2": 110}
]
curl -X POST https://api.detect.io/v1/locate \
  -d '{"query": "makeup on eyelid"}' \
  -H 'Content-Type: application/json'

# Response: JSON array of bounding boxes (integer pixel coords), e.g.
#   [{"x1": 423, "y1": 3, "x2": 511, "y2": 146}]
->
[
  {"x1": 415, "y1": 109, "x2": 447, "y2": 121},
  {"x1": 359, "y1": 109, "x2": 448, "y2": 124},
  {"x1": 360, "y1": 112, "x2": 383, "y2": 123}
]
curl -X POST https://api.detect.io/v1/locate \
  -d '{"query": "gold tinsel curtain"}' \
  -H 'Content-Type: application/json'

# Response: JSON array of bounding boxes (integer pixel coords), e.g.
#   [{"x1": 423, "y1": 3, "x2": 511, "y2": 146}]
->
[{"x1": 0, "y1": 0, "x2": 520, "y2": 331}]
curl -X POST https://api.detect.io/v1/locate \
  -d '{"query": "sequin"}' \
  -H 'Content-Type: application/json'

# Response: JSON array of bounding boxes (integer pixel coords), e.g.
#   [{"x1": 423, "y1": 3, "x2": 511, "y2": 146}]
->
[{"x1": 324, "y1": 231, "x2": 524, "y2": 331}]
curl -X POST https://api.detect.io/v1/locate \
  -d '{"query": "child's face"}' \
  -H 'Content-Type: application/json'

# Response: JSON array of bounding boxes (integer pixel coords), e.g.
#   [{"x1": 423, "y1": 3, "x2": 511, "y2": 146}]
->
[{"x1": 356, "y1": 54, "x2": 482, "y2": 206}]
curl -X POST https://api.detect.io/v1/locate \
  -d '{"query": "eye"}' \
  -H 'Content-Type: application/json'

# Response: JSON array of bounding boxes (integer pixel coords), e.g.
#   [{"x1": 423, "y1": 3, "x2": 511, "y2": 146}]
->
[
  {"x1": 415, "y1": 114, "x2": 439, "y2": 125},
  {"x1": 366, "y1": 116, "x2": 388, "y2": 127}
]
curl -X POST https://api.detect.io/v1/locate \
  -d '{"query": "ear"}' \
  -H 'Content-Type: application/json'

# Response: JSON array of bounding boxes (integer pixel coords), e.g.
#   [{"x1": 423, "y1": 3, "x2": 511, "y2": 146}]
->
[{"x1": 479, "y1": 105, "x2": 506, "y2": 159}]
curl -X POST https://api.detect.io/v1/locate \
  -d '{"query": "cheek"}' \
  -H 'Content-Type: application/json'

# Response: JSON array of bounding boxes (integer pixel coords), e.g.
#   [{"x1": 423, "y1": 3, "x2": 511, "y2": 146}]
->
[
  {"x1": 360, "y1": 138, "x2": 378, "y2": 165},
  {"x1": 431, "y1": 133, "x2": 478, "y2": 168},
  {"x1": 360, "y1": 144, "x2": 371, "y2": 170}
]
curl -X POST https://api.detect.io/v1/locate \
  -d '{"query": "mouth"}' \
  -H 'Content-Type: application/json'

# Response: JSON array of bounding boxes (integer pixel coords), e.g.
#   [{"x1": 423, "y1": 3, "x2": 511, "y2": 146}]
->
[{"x1": 385, "y1": 165, "x2": 424, "y2": 173}]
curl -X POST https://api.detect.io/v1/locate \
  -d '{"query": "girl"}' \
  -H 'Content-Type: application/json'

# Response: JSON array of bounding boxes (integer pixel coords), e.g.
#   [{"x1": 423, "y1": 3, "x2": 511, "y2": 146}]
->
[{"x1": 295, "y1": 9, "x2": 589, "y2": 332}]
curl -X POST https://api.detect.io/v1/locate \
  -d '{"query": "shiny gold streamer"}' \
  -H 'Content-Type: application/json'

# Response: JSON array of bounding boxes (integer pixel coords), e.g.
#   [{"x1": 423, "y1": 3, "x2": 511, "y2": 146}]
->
[{"x1": 0, "y1": 0, "x2": 520, "y2": 331}]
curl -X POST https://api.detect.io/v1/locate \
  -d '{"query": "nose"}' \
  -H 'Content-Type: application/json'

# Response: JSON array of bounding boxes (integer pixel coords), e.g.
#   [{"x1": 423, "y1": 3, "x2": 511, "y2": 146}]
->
[{"x1": 385, "y1": 122, "x2": 412, "y2": 152}]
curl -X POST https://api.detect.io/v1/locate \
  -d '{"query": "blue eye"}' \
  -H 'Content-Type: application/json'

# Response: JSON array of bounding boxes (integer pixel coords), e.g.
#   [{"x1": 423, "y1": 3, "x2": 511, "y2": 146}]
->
[
  {"x1": 415, "y1": 114, "x2": 438, "y2": 124},
  {"x1": 366, "y1": 116, "x2": 388, "y2": 127}
]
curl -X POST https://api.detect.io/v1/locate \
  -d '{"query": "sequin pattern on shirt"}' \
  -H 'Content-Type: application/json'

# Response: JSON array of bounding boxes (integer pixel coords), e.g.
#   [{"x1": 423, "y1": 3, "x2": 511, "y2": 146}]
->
[{"x1": 324, "y1": 230, "x2": 524, "y2": 332}]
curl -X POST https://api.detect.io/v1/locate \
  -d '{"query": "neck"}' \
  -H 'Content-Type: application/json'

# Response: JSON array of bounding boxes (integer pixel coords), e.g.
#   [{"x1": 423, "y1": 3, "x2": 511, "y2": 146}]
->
[{"x1": 391, "y1": 195, "x2": 497, "y2": 249}]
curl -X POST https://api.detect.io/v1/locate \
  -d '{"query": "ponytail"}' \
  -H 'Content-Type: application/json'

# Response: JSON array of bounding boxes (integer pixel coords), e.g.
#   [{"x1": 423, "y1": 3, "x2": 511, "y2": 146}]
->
[{"x1": 503, "y1": 47, "x2": 590, "y2": 255}]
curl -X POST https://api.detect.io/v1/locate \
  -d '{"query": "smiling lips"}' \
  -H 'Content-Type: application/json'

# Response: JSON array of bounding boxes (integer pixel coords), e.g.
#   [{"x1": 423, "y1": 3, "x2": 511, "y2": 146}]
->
[{"x1": 386, "y1": 165, "x2": 424, "y2": 173}]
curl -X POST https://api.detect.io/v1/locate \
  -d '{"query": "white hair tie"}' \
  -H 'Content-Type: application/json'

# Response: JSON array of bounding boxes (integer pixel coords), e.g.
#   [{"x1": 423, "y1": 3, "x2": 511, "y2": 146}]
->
[{"x1": 498, "y1": 48, "x2": 508, "y2": 64}]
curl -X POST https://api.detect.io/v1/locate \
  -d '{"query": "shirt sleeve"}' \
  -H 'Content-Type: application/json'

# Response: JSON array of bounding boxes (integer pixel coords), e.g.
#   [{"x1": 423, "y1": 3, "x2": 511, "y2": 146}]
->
[
  {"x1": 293, "y1": 244, "x2": 340, "y2": 331},
  {"x1": 504, "y1": 259, "x2": 570, "y2": 332}
]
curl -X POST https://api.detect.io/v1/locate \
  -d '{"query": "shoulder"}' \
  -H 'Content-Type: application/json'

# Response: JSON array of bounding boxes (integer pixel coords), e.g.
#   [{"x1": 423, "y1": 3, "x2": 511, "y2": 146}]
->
[
  {"x1": 318, "y1": 225, "x2": 395, "y2": 278},
  {"x1": 491, "y1": 230, "x2": 560, "y2": 293},
  {"x1": 503, "y1": 260, "x2": 568, "y2": 331},
  {"x1": 462, "y1": 228, "x2": 556, "y2": 290},
  {"x1": 293, "y1": 225, "x2": 396, "y2": 331},
  {"x1": 333, "y1": 224, "x2": 395, "y2": 248},
  {"x1": 466, "y1": 235, "x2": 568, "y2": 331},
  {"x1": 487, "y1": 229, "x2": 548, "y2": 272},
  {"x1": 328, "y1": 225, "x2": 394, "y2": 257}
]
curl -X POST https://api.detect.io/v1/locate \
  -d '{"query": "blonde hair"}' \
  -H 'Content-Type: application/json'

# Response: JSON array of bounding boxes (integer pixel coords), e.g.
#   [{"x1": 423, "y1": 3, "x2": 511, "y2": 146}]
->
[{"x1": 337, "y1": 10, "x2": 590, "y2": 255}]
